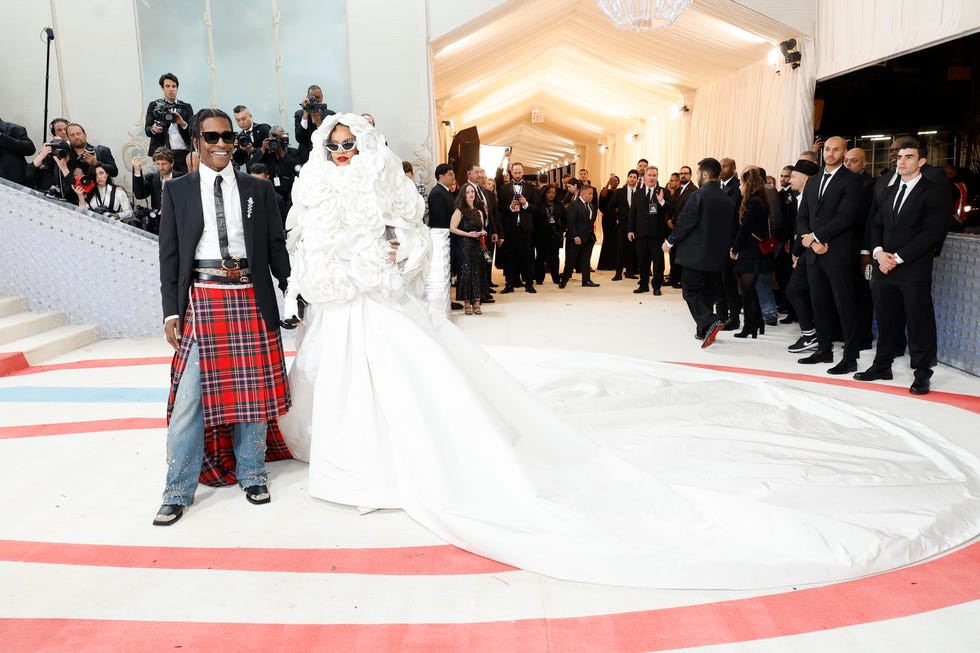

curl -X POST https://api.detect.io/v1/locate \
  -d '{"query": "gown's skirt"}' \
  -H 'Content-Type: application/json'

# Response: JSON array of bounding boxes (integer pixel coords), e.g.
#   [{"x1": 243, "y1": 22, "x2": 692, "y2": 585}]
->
[{"x1": 278, "y1": 293, "x2": 980, "y2": 590}]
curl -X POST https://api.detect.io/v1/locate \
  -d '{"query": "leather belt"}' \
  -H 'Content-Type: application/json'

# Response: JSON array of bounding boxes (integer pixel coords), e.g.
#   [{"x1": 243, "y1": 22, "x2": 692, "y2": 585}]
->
[
  {"x1": 194, "y1": 257, "x2": 248, "y2": 270},
  {"x1": 195, "y1": 271, "x2": 252, "y2": 284}
]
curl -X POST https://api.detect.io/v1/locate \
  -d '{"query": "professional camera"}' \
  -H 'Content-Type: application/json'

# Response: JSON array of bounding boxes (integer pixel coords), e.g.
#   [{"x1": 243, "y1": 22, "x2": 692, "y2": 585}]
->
[
  {"x1": 236, "y1": 131, "x2": 251, "y2": 148},
  {"x1": 134, "y1": 206, "x2": 161, "y2": 234},
  {"x1": 48, "y1": 140, "x2": 70, "y2": 159},
  {"x1": 75, "y1": 174, "x2": 96, "y2": 194},
  {"x1": 268, "y1": 134, "x2": 289, "y2": 152},
  {"x1": 89, "y1": 205, "x2": 113, "y2": 215},
  {"x1": 152, "y1": 99, "x2": 179, "y2": 127},
  {"x1": 303, "y1": 95, "x2": 329, "y2": 117}
]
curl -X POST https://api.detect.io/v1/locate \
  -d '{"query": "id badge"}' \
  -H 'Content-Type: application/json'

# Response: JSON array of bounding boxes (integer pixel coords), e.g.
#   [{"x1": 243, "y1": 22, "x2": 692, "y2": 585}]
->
[{"x1": 274, "y1": 176, "x2": 281, "y2": 187}]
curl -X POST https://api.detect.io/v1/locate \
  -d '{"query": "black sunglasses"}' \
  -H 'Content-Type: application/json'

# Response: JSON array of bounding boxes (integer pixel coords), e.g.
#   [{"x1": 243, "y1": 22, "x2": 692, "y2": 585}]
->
[
  {"x1": 325, "y1": 138, "x2": 357, "y2": 152},
  {"x1": 200, "y1": 131, "x2": 236, "y2": 144}
]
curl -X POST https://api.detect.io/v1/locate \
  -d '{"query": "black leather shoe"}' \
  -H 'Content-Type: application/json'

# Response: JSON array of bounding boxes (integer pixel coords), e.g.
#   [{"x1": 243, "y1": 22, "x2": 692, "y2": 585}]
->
[
  {"x1": 827, "y1": 359, "x2": 857, "y2": 375},
  {"x1": 582, "y1": 281, "x2": 600, "y2": 287},
  {"x1": 501, "y1": 286, "x2": 515, "y2": 294},
  {"x1": 798, "y1": 351, "x2": 833, "y2": 364},
  {"x1": 625, "y1": 274, "x2": 639, "y2": 279},
  {"x1": 854, "y1": 366, "x2": 893, "y2": 381},
  {"x1": 670, "y1": 283, "x2": 682, "y2": 289},
  {"x1": 779, "y1": 314, "x2": 796, "y2": 324},
  {"x1": 633, "y1": 287, "x2": 649, "y2": 294},
  {"x1": 558, "y1": 279, "x2": 567, "y2": 289},
  {"x1": 481, "y1": 297, "x2": 496, "y2": 304},
  {"x1": 489, "y1": 282, "x2": 499, "y2": 288},
  {"x1": 245, "y1": 484, "x2": 271, "y2": 505},
  {"x1": 722, "y1": 318, "x2": 740, "y2": 331},
  {"x1": 488, "y1": 288, "x2": 496, "y2": 294},
  {"x1": 910, "y1": 378, "x2": 931, "y2": 395},
  {"x1": 764, "y1": 315, "x2": 778, "y2": 326},
  {"x1": 525, "y1": 285, "x2": 537, "y2": 293},
  {"x1": 652, "y1": 288, "x2": 662, "y2": 296},
  {"x1": 153, "y1": 504, "x2": 184, "y2": 526},
  {"x1": 611, "y1": 275, "x2": 623, "y2": 281},
  {"x1": 451, "y1": 302, "x2": 464, "y2": 310}
]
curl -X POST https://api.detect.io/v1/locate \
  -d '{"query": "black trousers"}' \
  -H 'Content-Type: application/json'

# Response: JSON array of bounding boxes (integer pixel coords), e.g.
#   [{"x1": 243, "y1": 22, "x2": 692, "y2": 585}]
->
[
  {"x1": 715, "y1": 258, "x2": 741, "y2": 321},
  {"x1": 773, "y1": 246, "x2": 794, "y2": 310},
  {"x1": 854, "y1": 264, "x2": 874, "y2": 347},
  {"x1": 615, "y1": 221, "x2": 637, "y2": 276},
  {"x1": 871, "y1": 278, "x2": 936, "y2": 371},
  {"x1": 562, "y1": 237, "x2": 595, "y2": 283},
  {"x1": 785, "y1": 259, "x2": 814, "y2": 332},
  {"x1": 667, "y1": 238, "x2": 682, "y2": 284},
  {"x1": 682, "y1": 267, "x2": 721, "y2": 335},
  {"x1": 505, "y1": 230, "x2": 534, "y2": 288},
  {"x1": 635, "y1": 236, "x2": 665, "y2": 290},
  {"x1": 534, "y1": 236, "x2": 561, "y2": 283},
  {"x1": 807, "y1": 257, "x2": 859, "y2": 360}
]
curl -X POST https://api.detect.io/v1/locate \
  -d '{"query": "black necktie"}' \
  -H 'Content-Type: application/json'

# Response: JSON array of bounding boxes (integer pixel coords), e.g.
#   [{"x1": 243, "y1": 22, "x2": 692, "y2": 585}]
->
[
  {"x1": 893, "y1": 183, "x2": 907, "y2": 213},
  {"x1": 818, "y1": 173, "x2": 831, "y2": 198},
  {"x1": 214, "y1": 176, "x2": 231, "y2": 259}
]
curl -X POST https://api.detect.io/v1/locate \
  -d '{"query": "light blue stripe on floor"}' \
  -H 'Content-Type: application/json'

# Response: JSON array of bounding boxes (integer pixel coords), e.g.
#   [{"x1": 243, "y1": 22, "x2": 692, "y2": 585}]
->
[{"x1": 0, "y1": 387, "x2": 168, "y2": 403}]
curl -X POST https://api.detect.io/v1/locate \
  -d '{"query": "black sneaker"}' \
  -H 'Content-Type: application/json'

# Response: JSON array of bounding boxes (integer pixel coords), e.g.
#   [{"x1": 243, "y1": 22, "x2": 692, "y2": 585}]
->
[{"x1": 788, "y1": 335, "x2": 819, "y2": 353}]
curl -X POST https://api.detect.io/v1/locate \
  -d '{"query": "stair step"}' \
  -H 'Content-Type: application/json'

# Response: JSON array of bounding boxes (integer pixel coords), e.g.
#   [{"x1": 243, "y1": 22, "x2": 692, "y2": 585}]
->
[
  {"x1": 0, "y1": 311, "x2": 67, "y2": 346},
  {"x1": 0, "y1": 297, "x2": 27, "y2": 318},
  {"x1": 0, "y1": 324, "x2": 100, "y2": 369}
]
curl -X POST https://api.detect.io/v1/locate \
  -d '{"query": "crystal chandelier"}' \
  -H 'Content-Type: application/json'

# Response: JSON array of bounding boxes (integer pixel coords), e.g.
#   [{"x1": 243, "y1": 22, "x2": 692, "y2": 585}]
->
[{"x1": 596, "y1": 0, "x2": 693, "y2": 32}]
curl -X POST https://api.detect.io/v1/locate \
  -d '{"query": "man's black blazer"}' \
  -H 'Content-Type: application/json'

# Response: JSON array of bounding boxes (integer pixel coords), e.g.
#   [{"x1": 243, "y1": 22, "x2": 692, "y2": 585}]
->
[
  {"x1": 565, "y1": 198, "x2": 596, "y2": 243},
  {"x1": 134, "y1": 170, "x2": 186, "y2": 210},
  {"x1": 233, "y1": 122, "x2": 272, "y2": 168},
  {"x1": 668, "y1": 181, "x2": 736, "y2": 272},
  {"x1": 628, "y1": 185, "x2": 668, "y2": 239},
  {"x1": 670, "y1": 182, "x2": 698, "y2": 217},
  {"x1": 796, "y1": 167, "x2": 862, "y2": 266},
  {"x1": 0, "y1": 119, "x2": 36, "y2": 185},
  {"x1": 869, "y1": 177, "x2": 951, "y2": 284},
  {"x1": 427, "y1": 183, "x2": 455, "y2": 229},
  {"x1": 144, "y1": 100, "x2": 194, "y2": 156},
  {"x1": 159, "y1": 170, "x2": 290, "y2": 332},
  {"x1": 69, "y1": 145, "x2": 119, "y2": 178},
  {"x1": 497, "y1": 182, "x2": 536, "y2": 233},
  {"x1": 611, "y1": 185, "x2": 636, "y2": 226}
]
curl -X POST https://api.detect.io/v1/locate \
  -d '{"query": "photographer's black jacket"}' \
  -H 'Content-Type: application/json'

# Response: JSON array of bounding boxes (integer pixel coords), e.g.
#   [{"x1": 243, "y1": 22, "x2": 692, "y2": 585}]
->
[{"x1": 144, "y1": 99, "x2": 194, "y2": 156}]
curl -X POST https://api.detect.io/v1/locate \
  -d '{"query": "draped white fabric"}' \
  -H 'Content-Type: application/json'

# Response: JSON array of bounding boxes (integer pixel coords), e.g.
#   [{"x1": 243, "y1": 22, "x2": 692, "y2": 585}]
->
[
  {"x1": 680, "y1": 39, "x2": 816, "y2": 177},
  {"x1": 816, "y1": 0, "x2": 980, "y2": 80}
]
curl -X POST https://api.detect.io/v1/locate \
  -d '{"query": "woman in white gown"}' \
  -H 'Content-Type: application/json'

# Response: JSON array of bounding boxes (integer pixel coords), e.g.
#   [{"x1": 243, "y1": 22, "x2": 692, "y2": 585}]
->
[{"x1": 277, "y1": 114, "x2": 980, "y2": 590}]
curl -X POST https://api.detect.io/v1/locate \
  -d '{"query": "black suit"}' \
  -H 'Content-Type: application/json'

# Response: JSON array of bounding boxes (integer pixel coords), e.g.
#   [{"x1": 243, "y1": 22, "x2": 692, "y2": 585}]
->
[
  {"x1": 144, "y1": 99, "x2": 194, "y2": 170},
  {"x1": 668, "y1": 181, "x2": 736, "y2": 334},
  {"x1": 248, "y1": 146, "x2": 301, "y2": 214},
  {"x1": 868, "y1": 176, "x2": 950, "y2": 372},
  {"x1": 796, "y1": 166, "x2": 863, "y2": 360},
  {"x1": 294, "y1": 107, "x2": 336, "y2": 164},
  {"x1": 562, "y1": 198, "x2": 597, "y2": 284},
  {"x1": 67, "y1": 144, "x2": 119, "y2": 178},
  {"x1": 0, "y1": 119, "x2": 36, "y2": 185},
  {"x1": 667, "y1": 181, "x2": 698, "y2": 285},
  {"x1": 533, "y1": 199, "x2": 565, "y2": 283},
  {"x1": 611, "y1": 185, "x2": 638, "y2": 276},
  {"x1": 629, "y1": 185, "x2": 669, "y2": 290},
  {"x1": 716, "y1": 178, "x2": 742, "y2": 321},
  {"x1": 498, "y1": 182, "x2": 536, "y2": 289},
  {"x1": 427, "y1": 183, "x2": 455, "y2": 229},
  {"x1": 133, "y1": 169, "x2": 186, "y2": 210},
  {"x1": 159, "y1": 169, "x2": 290, "y2": 332},
  {"x1": 233, "y1": 123, "x2": 271, "y2": 168}
]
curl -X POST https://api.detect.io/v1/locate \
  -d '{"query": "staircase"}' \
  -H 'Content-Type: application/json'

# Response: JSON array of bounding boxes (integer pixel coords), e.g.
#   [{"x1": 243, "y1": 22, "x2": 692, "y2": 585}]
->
[{"x1": 0, "y1": 296, "x2": 100, "y2": 375}]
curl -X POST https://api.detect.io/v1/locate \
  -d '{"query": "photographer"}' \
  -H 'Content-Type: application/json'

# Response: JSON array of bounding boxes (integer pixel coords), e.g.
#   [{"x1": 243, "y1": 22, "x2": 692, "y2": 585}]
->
[
  {"x1": 0, "y1": 117, "x2": 36, "y2": 185},
  {"x1": 65, "y1": 123, "x2": 118, "y2": 177},
  {"x1": 293, "y1": 84, "x2": 334, "y2": 164},
  {"x1": 49, "y1": 118, "x2": 69, "y2": 141},
  {"x1": 143, "y1": 72, "x2": 194, "y2": 172},
  {"x1": 232, "y1": 105, "x2": 271, "y2": 168},
  {"x1": 25, "y1": 137, "x2": 74, "y2": 199},
  {"x1": 248, "y1": 162, "x2": 288, "y2": 221},
  {"x1": 133, "y1": 147, "x2": 184, "y2": 210},
  {"x1": 248, "y1": 126, "x2": 300, "y2": 211},
  {"x1": 72, "y1": 162, "x2": 134, "y2": 223}
]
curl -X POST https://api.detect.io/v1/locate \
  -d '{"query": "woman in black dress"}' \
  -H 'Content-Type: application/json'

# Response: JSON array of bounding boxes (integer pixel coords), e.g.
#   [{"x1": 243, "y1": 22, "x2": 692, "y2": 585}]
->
[
  {"x1": 533, "y1": 184, "x2": 565, "y2": 284},
  {"x1": 596, "y1": 174, "x2": 620, "y2": 270},
  {"x1": 449, "y1": 184, "x2": 489, "y2": 314},
  {"x1": 730, "y1": 167, "x2": 774, "y2": 339}
]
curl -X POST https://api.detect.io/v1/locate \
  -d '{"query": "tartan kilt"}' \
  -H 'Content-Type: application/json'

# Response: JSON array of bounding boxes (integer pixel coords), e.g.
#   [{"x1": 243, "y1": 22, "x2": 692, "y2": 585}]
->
[{"x1": 167, "y1": 282, "x2": 292, "y2": 487}]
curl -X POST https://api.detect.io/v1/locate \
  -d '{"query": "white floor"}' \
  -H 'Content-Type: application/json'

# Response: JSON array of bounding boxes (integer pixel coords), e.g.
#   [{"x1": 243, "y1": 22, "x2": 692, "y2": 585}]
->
[{"x1": 2, "y1": 268, "x2": 979, "y2": 652}]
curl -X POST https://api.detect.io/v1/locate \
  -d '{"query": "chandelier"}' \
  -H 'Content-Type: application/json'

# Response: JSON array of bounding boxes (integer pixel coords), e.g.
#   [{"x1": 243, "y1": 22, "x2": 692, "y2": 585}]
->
[{"x1": 596, "y1": 0, "x2": 693, "y2": 32}]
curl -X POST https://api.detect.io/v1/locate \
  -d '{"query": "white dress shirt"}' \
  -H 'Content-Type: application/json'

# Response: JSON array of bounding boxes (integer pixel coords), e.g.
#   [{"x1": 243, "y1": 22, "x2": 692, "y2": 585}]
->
[{"x1": 195, "y1": 163, "x2": 247, "y2": 260}]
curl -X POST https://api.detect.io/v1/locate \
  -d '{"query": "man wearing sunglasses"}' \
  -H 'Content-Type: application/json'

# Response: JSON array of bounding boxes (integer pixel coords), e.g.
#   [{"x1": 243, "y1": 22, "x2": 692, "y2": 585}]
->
[{"x1": 154, "y1": 107, "x2": 292, "y2": 526}]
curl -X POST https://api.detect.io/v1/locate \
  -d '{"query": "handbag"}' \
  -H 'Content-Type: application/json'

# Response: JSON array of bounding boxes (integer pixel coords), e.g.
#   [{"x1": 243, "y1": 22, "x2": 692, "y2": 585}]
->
[
  {"x1": 480, "y1": 234, "x2": 492, "y2": 263},
  {"x1": 754, "y1": 209, "x2": 778, "y2": 254}
]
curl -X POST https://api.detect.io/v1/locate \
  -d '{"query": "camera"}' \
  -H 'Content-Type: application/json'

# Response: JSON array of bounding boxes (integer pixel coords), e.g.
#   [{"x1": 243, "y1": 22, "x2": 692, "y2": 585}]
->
[
  {"x1": 303, "y1": 95, "x2": 329, "y2": 117},
  {"x1": 89, "y1": 205, "x2": 112, "y2": 215},
  {"x1": 48, "y1": 140, "x2": 70, "y2": 159},
  {"x1": 236, "y1": 131, "x2": 251, "y2": 148},
  {"x1": 84, "y1": 144, "x2": 96, "y2": 155},
  {"x1": 153, "y1": 99, "x2": 179, "y2": 127},
  {"x1": 75, "y1": 174, "x2": 96, "y2": 193},
  {"x1": 134, "y1": 206, "x2": 161, "y2": 234},
  {"x1": 268, "y1": 134, "x2": 289, "y2": 152}
]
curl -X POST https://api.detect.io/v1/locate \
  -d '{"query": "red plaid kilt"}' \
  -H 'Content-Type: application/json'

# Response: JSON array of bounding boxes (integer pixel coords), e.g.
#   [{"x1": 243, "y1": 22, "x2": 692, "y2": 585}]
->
[{"x1": 167, "y1": 282, "x2": 292, "y2": 487}]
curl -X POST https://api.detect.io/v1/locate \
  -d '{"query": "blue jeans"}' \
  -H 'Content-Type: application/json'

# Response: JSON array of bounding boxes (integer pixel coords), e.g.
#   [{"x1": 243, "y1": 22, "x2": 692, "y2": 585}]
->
[
  {"x1": 162, "y1": 341, "x2": 268, "y2": 505},
  {"x1": 755, "y1": 272, "x2": 778, "y2": 318}
]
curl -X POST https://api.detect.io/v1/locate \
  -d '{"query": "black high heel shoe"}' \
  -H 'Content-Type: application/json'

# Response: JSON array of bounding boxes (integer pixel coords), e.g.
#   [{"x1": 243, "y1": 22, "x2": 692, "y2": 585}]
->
[{"x1": 734, "y1": 320, "x2": 762, "y2": 339}]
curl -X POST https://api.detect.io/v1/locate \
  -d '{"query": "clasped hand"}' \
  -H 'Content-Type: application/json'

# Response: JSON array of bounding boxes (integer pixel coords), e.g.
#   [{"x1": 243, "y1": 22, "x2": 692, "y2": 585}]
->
[{"x1": 876, "y1": 251, "x2": 899, "y2": 274}]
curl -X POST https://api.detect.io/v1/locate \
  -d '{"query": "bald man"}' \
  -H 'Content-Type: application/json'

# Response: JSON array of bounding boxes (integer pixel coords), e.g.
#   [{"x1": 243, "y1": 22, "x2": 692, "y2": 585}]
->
[
  {"x1": 796, "y1": 136, "x2": 863, "y2": 374},
  {"x1": 844, "y1": 147, "x2": 876, "y2": 350}
]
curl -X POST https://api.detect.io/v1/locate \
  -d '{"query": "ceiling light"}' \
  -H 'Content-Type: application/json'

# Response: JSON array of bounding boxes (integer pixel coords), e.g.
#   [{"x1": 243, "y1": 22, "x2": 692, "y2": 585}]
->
[
  {"x1": 860, "y1": 134, "x2": 884, "y2": 139},
  {"x1": 597, "y1": 0, "x2": 692, "y2": 32},
  {"x1": 917, "y1": 130, "x2": 938, "y2": 135}
]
